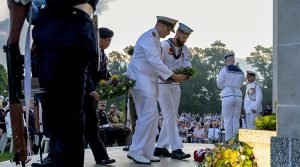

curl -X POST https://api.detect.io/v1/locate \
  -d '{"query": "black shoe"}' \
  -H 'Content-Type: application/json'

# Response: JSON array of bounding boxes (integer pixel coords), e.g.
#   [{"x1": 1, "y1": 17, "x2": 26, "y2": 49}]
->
[
  {"x1": 154, "y1": 147, "x2": 172, "y2": 157},
  {"x1": 31, "y1": 160, "x2": 54, "y2": 167},
  {"x1": 171, "y1": 149, "x2": 191, "y2": 160},
  {"x1": 31, "y1": 155, "x2": 54, "y2": 167},
  {"x1": 123, "y1": 145, "x2": 130, "y2": 151},
  {"x1": 96, "y1": 158, "x2": 116, "y2": 165}
]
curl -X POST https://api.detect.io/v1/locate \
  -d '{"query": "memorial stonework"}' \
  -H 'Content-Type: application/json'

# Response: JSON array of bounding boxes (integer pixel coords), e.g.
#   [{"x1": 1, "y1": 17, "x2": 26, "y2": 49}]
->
[
  {"x1": 239, "y1": 129, "x2": 276, "y2": 167},
  {"x1": 272, "y1": 0, "x2": 300, "y2": 166}
]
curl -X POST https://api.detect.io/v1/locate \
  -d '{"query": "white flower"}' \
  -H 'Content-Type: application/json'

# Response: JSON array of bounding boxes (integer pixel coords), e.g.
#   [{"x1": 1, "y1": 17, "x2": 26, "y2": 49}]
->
[
  {"x1": 122, "y1": 87, "x2": 126, "y2": 91},
  {"x1": 240, "y1": 155, "x2": 246, "y2": 160},
  {"x1": 109, "y1": 90, "x2": 114, "y2": 94},
  {"x1": 129, "y1": 80, "x2": 132, "y2": 84}
]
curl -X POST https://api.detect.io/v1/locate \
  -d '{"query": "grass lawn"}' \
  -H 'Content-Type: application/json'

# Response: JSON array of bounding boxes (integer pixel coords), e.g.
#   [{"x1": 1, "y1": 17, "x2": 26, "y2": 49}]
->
[{"x1": 0, "y1": 152, "x2": 13, "y2": 162}]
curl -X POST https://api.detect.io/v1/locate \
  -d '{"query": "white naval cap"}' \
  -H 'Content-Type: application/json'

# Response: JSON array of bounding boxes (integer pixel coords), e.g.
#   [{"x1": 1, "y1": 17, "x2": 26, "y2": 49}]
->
[
  {"x1": 223, "y1": 52, "x2": 235, "y2": 60},
  {"x1": 178, "y1": 23, "x2": 193, "y2": 35},
  {"x1": 156, "y1": 16, "x2": 178, "y2": 32},
  {"x1": 246, "y1": 70, "x2": 257, "y2": 76}
]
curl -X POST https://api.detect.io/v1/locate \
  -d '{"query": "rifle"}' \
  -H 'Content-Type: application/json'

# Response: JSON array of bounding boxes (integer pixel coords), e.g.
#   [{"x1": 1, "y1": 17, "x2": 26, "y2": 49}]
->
[
  {"x1": 4, "y1": 44, "x2": 27, "y2": 166},
  {"x1": 33, "y1": 94, "x2": 40, "y2": 135},
  {"x1": 33, "y1": 93, "x2": 43, "y2": 163},
  {"x1": 92, "y1": 14, "x2": 100, "y2": 71}
]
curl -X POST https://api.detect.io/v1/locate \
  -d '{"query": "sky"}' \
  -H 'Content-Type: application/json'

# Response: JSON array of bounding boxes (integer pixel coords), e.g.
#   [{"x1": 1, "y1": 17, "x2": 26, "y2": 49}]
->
[
  {"x1": 0, "y1": 0, "x2": 273, "y2": 60},
  {"x1": 97, "y1": 0, "x2": 273, "y2": 59}
]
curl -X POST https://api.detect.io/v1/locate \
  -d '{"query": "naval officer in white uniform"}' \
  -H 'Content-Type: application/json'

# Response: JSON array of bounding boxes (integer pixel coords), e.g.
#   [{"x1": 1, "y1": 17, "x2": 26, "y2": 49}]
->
[
  {"x1": 126, "y1": 16, "x2": 187, "y2": 164},
  {"x1": 154, "y1": 23, "x2": 192, "y2": 160},
  {"x1": 217, "y1": 52, "x2": 244, "y2": 142},
  {"x1": 244, "y1": 70, "x2": 262, "y2": 129}
]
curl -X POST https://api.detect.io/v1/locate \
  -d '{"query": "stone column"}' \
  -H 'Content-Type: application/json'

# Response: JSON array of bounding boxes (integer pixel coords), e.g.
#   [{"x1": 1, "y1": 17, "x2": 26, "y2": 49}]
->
[{"x1": 272, "y1": 0, "x2": 300, "y2": 166}]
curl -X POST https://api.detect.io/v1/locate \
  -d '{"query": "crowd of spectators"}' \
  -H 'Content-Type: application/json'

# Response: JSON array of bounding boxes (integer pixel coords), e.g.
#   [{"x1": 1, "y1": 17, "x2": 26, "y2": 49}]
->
[{"x1": 0, "y1": 94, "x2": 274, "y2": 152}]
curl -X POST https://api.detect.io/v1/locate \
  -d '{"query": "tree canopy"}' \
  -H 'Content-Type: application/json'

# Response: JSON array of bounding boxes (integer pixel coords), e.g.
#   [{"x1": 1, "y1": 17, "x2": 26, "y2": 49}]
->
[{"x1": 0, "y1": 64, "x2": 8, "y2": 97}]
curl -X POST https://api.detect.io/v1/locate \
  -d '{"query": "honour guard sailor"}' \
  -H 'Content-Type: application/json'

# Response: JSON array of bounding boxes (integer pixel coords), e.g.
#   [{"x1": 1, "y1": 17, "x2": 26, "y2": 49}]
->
[
  {"x1": 244, "y1": 70, "x2": 263, "y2": 129},
  {"x1": 217, "y1": 52, "x2": 244, "y2": 142}
]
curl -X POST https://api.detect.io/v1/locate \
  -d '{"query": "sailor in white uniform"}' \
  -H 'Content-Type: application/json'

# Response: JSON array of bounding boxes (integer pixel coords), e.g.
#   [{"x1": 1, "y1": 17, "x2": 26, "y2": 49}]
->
[
  {"x1": 126, "y1": 16, "x2": 187, "y2": 164},
  {"x1": 155, "y1": 23, "x2": 192, "y2": 160},
  {"x1": 217, "y1": 52, "x2": 244, "y2": 142},
  {"x1": 244, "y1": 70, "x2": 263, "y2": 129}
]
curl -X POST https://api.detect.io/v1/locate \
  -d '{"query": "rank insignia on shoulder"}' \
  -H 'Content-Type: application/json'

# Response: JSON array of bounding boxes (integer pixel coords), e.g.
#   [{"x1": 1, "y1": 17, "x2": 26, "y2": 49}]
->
[{"x1": 152, "y1": 31, "x2": 156, "y2": 37}]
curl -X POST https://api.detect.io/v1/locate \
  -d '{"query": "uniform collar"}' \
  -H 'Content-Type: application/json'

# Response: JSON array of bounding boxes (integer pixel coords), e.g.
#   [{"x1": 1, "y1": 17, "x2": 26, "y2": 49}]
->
[
  {"x1": 247, "y1": 81, "x2": 256, "y2": 85},
  {"x1": 152, "y1": 28, "x2": 161, "y2": 41}
]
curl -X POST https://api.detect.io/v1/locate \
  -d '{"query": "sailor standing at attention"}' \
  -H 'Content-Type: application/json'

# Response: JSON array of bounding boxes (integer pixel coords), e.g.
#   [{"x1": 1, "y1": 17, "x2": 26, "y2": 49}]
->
[
  {"x1": 217, "y1": 52, "x2": 244, "y2": 142},
  {"x1": 244, "y1": 70, "x2": 263, "y2": 129}
]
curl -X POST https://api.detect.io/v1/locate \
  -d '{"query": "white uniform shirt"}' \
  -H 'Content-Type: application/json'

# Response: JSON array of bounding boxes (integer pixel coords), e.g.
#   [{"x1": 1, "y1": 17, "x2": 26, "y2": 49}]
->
[
  {"x1": 160, "y1": 39, "x2": 191, "y2": 70},
  {"x1": 244, "y1": 81, "x2": 263, "y2": 113},
  {"x1": 127, "y1": 28, "x2": 173, "y2": 92},
  {"x1": 159, "y1": 39, "x2": 191, "y2": 84},
  {"x1": 217, "y1": 65, "x2": 244, "y2": 98}
]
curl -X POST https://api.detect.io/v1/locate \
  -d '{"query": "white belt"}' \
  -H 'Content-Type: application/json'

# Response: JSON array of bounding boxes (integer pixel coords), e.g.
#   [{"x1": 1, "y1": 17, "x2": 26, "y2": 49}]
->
[
  {"x1": 158, "y1": 82, "x2": 179, "y2": 85},
  {"x1": 74, "y1": 3, "x2": 94, "y2": 17}
]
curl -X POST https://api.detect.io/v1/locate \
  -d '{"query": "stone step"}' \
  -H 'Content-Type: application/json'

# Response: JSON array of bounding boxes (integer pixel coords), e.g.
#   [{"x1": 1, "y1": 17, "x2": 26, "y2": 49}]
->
[{"x1": 0, "y1": 143, "x2": 214, "y2": 167}]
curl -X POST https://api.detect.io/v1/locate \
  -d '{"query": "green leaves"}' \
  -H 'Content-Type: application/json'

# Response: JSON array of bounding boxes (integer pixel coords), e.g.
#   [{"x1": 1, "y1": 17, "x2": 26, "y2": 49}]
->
[
  {"x1": 0, "y1": 64, "x2": 8, "y2": 97},
  {"x1": 254, "y1": 114, "x2": 276, "y2": 131},
  {"x1": 173, "y1": 66, "x2": 197, "y2": 77}
]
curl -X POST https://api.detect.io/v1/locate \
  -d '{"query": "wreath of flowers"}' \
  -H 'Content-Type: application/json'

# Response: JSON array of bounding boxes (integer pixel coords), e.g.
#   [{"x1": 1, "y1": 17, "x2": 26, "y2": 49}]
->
[
  {"x1": 198, "y1": 136, "x2": 257, "y2": 167},
  {"x1": 96, "y1": 74, "x2": 136, "y2": 100}
]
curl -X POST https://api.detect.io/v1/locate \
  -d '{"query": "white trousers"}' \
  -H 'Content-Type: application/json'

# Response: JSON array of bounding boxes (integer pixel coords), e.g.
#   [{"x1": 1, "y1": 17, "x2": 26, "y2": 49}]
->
[
  {"x1": 246, "y1": 112, "x2": 258, "y2": 129},
  {"x1": 156, "y1": 84, "x2": 183, "y2": 151},
  {"x1": 222, "y1": 96, "x2": 242, "y2": 141},
  {"x1": 129, "y1": 88, "x2": 159, "y2": 157}
]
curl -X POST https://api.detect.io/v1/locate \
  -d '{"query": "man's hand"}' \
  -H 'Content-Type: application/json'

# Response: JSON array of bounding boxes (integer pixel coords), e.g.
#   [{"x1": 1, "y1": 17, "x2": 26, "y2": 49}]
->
[
  {"x1": 90, "y1": 91, "x2": 100, "y2": 101},
  {"x1": 171, "y1": 74, "x2": 187, "y2": 82}
]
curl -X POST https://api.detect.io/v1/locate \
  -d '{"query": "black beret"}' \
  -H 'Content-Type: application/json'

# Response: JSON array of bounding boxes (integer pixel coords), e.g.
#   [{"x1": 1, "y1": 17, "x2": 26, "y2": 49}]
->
[{"x1": 99, "y1": 27, "x2": 114, "y2": 38}]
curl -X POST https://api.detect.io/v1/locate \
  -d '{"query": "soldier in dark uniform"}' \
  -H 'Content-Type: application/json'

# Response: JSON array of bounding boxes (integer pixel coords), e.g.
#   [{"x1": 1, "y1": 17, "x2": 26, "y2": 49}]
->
[
  {"x1": 107, "y1": 103, "x2": 132, "y2": 147},
  {"x1": 262, "y1": 102, "x2": 273, "y2": 116},
  {"x1": 97, "y1": 101, "x2": 118, "y2": 147},
  {"x1": 83, "y1": 27, "x2": 115, "y2": 165},
  {"x1": 97, "y1": 27, "x2": 113, "y2": 80},
  {"x1": 32, "y1": 1, "x2": 100, "y2": 166}
]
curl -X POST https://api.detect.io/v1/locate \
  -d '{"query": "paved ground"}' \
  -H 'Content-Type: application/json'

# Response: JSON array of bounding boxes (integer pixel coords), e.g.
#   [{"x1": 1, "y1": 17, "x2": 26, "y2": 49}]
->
[{"x1": 0, "y1": 143, "x2": 214, "y2": 167}]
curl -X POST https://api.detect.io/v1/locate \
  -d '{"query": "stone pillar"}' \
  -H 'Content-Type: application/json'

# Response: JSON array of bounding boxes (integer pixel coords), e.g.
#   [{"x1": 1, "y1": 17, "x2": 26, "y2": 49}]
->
[{"x1": 272, "y1": 0, "x2": 300, "y2": 166}]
